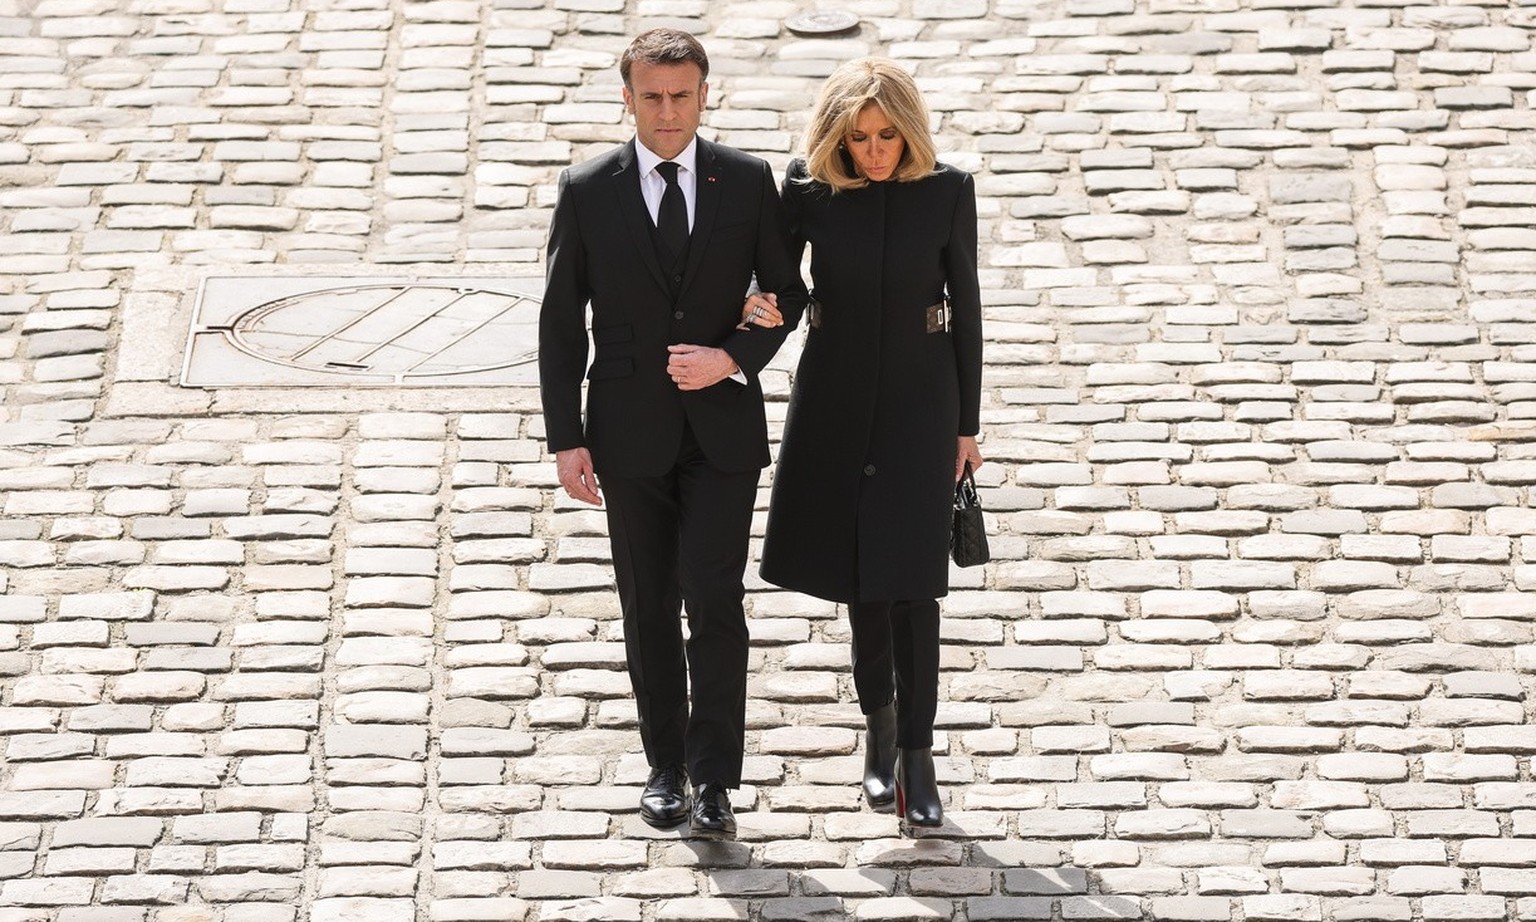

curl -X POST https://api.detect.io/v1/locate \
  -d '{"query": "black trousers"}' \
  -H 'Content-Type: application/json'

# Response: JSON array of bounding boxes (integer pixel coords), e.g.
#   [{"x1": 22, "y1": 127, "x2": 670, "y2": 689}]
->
[
  {"x1": 848, "y1": 599, "x2": 940, "y2": 749},
  {"x1": 600, "y1": 424, "x2": 757, "y2": 788}
]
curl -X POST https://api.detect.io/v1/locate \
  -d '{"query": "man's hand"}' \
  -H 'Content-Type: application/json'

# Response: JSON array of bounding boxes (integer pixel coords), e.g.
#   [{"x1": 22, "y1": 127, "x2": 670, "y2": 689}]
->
[
  {"x1": 667, "y1": 345, "x2": 738, "y2": 391},
  {"x1": 556, "y1": 447, "x2": 602, "y2": 506}
]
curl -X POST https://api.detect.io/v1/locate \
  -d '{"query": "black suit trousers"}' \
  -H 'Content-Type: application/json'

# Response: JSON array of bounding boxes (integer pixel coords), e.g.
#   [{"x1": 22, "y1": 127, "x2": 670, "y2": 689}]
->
[{"x1": 601, "y1": 423, "x2": 757, "y2": 787}]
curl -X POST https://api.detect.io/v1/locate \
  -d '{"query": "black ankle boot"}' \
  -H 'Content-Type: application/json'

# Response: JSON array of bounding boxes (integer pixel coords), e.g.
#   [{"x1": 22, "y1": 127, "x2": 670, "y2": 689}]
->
[
  {"x1": 862, "y1": 704, "x2": 897, "y2": 807},
  {"x1": 895, "y1": 747, "x2": 943, "y2": 827}
]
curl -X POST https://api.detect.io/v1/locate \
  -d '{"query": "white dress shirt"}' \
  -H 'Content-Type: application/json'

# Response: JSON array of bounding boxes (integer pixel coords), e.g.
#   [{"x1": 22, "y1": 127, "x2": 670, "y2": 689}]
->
[
  {"x1": 635, "y1": 136, "x2": 697, "y2": 231},
  {"x1": 634, "y1": 135, "x2": 745, "y2": 385}
]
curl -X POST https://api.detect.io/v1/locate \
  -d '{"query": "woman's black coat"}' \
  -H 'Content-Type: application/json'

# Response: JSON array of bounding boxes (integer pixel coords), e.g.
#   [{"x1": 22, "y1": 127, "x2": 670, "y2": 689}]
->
[{"x1": 760, "y1": 158, "x2": 982, "y2": 603}]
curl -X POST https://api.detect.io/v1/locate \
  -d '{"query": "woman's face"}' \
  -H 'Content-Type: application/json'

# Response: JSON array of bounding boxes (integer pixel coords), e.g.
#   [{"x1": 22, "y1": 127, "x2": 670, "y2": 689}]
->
[{"x1": 844, "y1": 102, "x2": 904, "y2": 182}]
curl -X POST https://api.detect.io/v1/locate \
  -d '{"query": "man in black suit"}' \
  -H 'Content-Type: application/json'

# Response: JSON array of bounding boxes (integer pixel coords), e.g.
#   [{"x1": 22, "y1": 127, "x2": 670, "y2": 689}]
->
[{"x1": 538, "y1": 28, "x2": 806, "y2": 839}]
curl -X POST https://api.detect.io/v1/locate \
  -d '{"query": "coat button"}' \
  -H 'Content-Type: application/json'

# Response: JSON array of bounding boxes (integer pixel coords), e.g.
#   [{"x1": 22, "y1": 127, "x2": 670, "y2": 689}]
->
[
  {"x1": 863, "y1": 464, "x2": 876, "y2": 476},
  {"x1": 673, "y1": 311, "x2": 684, "y2": 319},
  {"x1": 673, "y1": 274, "x2": 682, "y2": 282}
]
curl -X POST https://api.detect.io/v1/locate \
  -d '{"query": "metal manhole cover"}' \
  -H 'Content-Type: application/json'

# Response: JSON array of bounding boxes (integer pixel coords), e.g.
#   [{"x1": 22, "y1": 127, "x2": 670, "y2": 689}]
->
[
  {"x1": 182, "y1": 276, "x2": 546, "y2": 387},
  {"x1": 785, "y1": 10, "x2": 859, "y2": 35}
]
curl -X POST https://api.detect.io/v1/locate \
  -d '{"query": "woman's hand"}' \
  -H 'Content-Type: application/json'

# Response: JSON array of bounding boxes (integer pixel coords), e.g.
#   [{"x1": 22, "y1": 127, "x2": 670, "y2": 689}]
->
[
  {"x1": 739, "y1": 291, "x2": 783, "y2": 329},
  {"x1": 956, "y1": 435, "x2": 983, "y2": 482}
]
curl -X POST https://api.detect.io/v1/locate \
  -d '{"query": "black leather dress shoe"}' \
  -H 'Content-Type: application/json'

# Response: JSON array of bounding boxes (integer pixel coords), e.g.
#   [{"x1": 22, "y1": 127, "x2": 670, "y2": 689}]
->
[
  {"x1": 639, "y1": 763, "x2": 688, "y2": 828},
  {"x1": 689, "y1": 782, "x2": 736, "y2": 840}
]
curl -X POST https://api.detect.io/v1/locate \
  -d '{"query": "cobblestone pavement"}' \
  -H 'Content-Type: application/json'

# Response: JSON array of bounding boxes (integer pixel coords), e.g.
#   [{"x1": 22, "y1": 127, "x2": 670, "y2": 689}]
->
[{"x1": 3, "y1": 0, "x2": 1536, "y2": 920}]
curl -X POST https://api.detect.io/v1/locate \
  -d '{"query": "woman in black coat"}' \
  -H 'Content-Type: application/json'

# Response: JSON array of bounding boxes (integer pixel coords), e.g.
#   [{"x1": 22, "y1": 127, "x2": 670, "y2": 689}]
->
[{"x1": 743, "y1": 58, "x2": 983, "y2": 828}]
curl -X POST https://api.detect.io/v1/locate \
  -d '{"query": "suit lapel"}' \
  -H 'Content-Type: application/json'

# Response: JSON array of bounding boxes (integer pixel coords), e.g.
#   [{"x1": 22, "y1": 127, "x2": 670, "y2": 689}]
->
[
  {"x1": 611, "y1": 140, "x2": 671, "y2": 296},
  {"x1": 677, "y1": 138, "x2": 723, "y2": 300}
]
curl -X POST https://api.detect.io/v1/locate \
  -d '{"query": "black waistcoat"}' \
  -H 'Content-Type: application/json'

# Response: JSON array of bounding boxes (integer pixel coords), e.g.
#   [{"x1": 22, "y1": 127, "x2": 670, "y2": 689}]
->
[{"x1": 648, "y1": 220, "x2": 690, "y2": 301}]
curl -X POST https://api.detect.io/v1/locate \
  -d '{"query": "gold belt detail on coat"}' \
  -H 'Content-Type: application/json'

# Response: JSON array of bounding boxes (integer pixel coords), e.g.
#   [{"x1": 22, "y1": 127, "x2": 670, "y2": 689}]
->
[{"x1": 807, "y1": 299, "x2": 949, "y2": 332}]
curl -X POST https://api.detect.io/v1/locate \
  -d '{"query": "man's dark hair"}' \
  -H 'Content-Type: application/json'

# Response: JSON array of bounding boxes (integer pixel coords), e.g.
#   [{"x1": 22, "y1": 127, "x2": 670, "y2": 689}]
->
[{"x1": 620, "y1": 28, "x2": 710, "y2": 87}]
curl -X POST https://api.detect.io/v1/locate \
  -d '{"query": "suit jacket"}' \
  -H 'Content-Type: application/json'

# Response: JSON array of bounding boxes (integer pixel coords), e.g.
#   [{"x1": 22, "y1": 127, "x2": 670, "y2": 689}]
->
[{"x1": 540, "y1": 137, "x2": 809, "y2": 478}]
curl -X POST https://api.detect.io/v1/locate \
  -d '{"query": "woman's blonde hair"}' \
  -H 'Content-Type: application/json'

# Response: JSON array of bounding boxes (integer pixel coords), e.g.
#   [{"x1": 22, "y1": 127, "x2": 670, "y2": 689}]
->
[{"x1": 802, "y1": 58, "x2": 937, "y2": 192}]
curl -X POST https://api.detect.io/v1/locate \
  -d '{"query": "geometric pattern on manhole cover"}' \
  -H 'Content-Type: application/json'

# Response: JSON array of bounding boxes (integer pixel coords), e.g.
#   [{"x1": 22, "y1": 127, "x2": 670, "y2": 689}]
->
[
  {"x1": 232, "y1": 283, "x2": 538, "y2": 378},
  {"x1": 181, "y1": 277, "x2": 545, "y2": 387}
]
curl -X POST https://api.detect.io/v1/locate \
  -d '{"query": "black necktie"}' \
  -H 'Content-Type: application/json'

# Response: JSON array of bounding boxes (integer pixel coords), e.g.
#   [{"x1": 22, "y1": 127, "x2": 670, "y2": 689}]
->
[{"x1": 655, "y1": 161, "x2": 689, "y2": 259}]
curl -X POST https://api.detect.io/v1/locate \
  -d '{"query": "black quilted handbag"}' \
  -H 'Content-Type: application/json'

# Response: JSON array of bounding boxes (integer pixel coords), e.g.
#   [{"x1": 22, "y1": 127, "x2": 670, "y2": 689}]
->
[{"x1": 951, "y1": 463, "x2": 990, "y2": 568}]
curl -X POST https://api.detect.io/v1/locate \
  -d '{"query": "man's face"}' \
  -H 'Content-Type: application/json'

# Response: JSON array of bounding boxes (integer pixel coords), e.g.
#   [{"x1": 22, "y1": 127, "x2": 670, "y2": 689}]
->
[{"x1": 623, "y1": 60, "x2": 707, "y2": 161}]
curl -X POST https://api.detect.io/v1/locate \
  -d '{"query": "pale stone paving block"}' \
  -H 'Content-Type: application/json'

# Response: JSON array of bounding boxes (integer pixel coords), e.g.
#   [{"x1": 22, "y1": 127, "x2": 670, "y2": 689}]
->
[{"x1": 11, "y1": 1, "x2": 1536, "y2": 916}]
